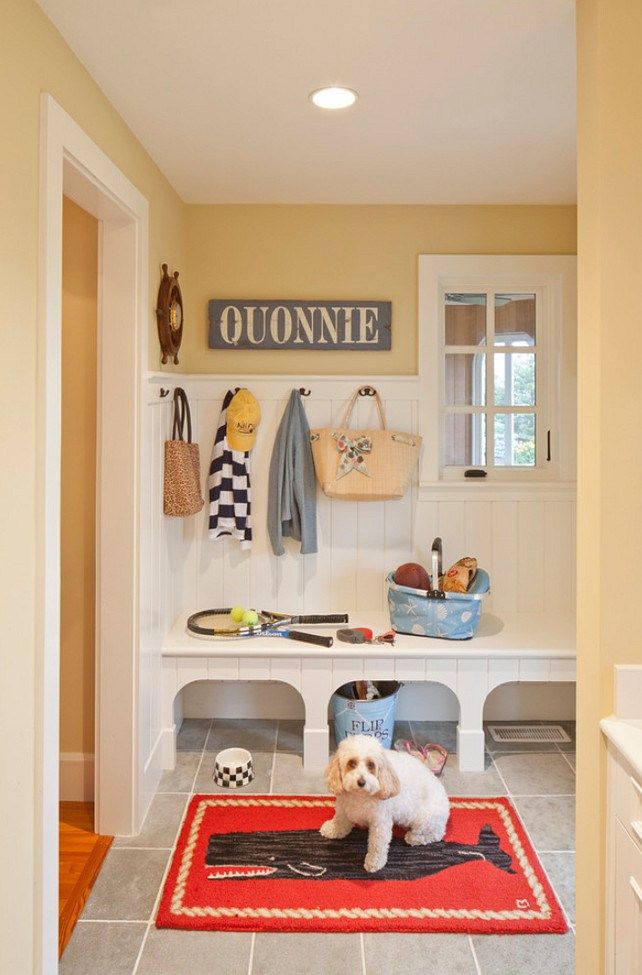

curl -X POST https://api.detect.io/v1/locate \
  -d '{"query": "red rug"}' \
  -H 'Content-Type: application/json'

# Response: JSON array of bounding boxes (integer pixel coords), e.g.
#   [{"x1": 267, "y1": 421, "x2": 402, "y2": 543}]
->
[{"x1": 156, "y1": 794, "x2": 567, "y2": 934}]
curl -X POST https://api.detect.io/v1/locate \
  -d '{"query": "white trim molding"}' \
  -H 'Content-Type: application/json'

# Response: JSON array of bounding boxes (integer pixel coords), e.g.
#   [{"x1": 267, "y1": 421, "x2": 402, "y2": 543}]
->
[
  {"x1": 37, "y1": 93, "x2": 149, "y2": 975},
  {"x1": 147, "y1": 371, "x2": 420, "y2": 402},
  {"x1": 419, "y1": 480, "x2": 577, "y2": 503}
]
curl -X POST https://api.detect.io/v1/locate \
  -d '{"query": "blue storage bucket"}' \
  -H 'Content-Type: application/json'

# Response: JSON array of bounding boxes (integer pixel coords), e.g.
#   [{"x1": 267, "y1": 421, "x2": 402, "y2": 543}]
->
[
  {"x1": 331, "y1": 681, "x2": 400, "y2": 750},
  {"x1": 387, "y1": 568, "x2": 490, "y2": 640}
]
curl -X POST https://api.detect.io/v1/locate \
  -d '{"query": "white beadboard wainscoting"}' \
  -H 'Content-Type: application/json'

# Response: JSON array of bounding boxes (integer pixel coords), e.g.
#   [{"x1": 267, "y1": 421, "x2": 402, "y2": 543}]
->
[
  {"x1": 144, "y1": 373, "x2": 576, "y2": 725},
  {"x1": 138, "y1": 386, "x2": 190, "y2": 818},
  {"x1": 180, "y1": 375, "x2": 421, "y2": 618}
]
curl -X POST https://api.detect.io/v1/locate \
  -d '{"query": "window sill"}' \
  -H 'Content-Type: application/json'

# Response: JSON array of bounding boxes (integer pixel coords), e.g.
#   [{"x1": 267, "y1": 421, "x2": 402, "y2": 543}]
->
[{"x1": 418, "y1": 481, "x2": 576, "y2": 503}]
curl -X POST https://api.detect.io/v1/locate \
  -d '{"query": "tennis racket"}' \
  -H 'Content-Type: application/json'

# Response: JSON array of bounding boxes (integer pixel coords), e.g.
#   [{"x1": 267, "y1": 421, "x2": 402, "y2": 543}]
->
[{"x1": 186, "y1": 609, "x2": 348, "y2": 647}]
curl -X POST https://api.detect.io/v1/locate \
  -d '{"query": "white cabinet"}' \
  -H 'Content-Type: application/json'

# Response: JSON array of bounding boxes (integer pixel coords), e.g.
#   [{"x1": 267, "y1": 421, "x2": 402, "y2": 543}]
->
[
  {"x1": 602, "y1": 669, "x2": 642, "y2": 974},
  {"x1": 613, "y1": 822, "x2": 642, "y2": 974},
  {"x1": 604, "y1": 735, "x2": 642, "y2": 974}
]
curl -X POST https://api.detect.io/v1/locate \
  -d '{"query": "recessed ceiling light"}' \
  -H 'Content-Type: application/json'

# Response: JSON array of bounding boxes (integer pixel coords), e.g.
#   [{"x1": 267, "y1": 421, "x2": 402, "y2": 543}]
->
[{"x1": 310, "y1": 86, "x2": 358, "y2": 110}]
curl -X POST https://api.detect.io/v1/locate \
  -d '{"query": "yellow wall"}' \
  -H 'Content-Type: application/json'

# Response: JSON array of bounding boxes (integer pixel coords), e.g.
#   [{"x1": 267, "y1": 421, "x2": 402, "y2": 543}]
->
[
  {"x1": 60, "y1": 197, "x2": 97, "y2": 755},
  {"x1": 184, "y1": 204, "x2": 576, "y2": 374},
  {"x1": 0, "y1": 2, "x2": 579, "y2": 969},
  {"x1": 576, "y1": 0, "x2": 642, "y2": 971},
  {"x1": 0, "y1": 2, "x2": 186, "y2": 969}
]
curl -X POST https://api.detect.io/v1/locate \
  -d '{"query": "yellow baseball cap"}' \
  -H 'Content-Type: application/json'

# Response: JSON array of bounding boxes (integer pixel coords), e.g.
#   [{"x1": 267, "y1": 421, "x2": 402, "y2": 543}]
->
[{"x1": 226, "y1": 388, "x2": 261, "y2": 452}]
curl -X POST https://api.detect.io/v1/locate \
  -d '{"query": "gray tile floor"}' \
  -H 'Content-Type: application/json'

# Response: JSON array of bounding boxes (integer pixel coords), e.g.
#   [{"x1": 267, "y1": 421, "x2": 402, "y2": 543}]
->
[{"x1": 60, "y1": 719, "x2": 576, "y2": 975}]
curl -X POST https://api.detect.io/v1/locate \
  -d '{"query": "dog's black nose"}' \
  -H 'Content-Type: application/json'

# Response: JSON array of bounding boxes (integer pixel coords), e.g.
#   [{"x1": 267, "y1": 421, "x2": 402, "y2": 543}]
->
[{"x1": 357, "y1": 777, "x2": 366, "y2": 788}]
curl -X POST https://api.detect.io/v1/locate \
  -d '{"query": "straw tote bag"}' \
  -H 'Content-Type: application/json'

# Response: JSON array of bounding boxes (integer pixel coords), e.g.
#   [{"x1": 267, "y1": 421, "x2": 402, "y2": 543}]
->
[
  {"x1": 309, "y1": 387, "x2": 422, "y2": 501},
  {"x1": 163, "y1": 388, "x2": 204, "y2": 516}
]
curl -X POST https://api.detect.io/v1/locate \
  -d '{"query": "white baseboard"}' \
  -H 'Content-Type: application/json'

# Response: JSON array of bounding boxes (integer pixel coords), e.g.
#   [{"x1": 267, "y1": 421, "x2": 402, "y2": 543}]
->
[
  {"x1": 59, "y1": 752, "x2": 94, "y2": 801},
  {"x1": 137, "y1": 731, "x2": 164, "y2": 832},
  {"x1": 160, "y1": 725, "x2": 178, "y2": 768}
]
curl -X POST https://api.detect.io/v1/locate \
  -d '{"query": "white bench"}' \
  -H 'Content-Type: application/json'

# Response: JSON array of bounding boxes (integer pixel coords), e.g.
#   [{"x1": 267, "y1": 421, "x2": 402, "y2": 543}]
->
[{"x1": 161, "y1": 611, "x2": 576, "y2": 773}]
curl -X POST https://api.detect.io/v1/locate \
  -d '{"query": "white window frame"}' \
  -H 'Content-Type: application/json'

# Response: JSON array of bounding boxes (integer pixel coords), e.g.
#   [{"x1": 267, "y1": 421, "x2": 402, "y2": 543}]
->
[{"x1": 418, "y1": 255, "x2": 577, "y2": 499}]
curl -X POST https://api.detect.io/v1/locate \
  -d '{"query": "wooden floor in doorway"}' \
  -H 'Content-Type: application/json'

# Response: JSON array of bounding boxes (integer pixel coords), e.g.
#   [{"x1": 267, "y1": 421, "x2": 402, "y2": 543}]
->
[{"x1": 59, "y1": 801, "x2": 113, "y2": 958}]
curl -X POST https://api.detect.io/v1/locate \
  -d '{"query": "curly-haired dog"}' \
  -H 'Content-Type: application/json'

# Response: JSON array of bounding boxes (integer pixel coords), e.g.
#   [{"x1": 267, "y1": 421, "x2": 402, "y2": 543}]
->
[{"x1": 320, "y1": 735, "x2": 450, "y2": 873}]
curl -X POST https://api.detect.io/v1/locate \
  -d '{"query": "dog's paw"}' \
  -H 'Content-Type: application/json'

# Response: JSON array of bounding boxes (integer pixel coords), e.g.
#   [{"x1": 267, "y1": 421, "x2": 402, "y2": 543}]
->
[
  {"x1": 364, "y1": 853, "x2": 387, "y2": 873},
  {"x1": 404, "y1": 830, "x2": 429, "y2": 846},
  {"x1": 320, "y1": 819, "x2": 347, "y2": 840},
  {"x1": 405, "y1": 827, "x2": 443, "y2": 846}
]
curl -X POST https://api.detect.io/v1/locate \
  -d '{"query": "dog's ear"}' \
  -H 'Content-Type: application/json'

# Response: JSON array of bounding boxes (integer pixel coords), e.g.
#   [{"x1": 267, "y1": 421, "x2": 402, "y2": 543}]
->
[
  {"x1": 325, "y1": 753, "x2": 344, "y2": 795},
  {"x1": 377, "y1": 753, "x2": 401, "y2": 799}
]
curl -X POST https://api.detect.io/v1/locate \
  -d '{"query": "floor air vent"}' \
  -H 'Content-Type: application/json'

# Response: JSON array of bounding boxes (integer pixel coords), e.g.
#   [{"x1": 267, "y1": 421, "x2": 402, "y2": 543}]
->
[{"x1": 488, "y1": 724, "x2": 571, "y2": 744}]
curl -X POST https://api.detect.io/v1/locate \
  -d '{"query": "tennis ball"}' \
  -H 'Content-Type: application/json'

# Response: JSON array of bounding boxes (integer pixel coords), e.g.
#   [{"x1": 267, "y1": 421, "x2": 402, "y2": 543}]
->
[
  {"x1": 230, "y1": 606, "x2": 245, "y2": 623},
  {"x1": 242, "y1": 609, "x2": 259, "y2": 626}
]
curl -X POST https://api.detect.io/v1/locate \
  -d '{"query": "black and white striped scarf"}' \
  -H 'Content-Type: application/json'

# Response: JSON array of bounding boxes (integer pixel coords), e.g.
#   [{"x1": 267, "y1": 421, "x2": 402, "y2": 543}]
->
[{"x1": 208, "y1": 389, "x2": 252, "y2": 548}]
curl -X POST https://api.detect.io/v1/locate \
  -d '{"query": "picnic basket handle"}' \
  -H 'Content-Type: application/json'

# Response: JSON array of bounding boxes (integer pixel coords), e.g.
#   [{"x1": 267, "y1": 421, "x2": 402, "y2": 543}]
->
[
  {"x1": 430, "y1": 537, "x2": 443, "y2": 593},
  {"x1": 342, "y1": 386, "x2": 387, "y2": 430},
  {"x1": 172, "y1": 387, "x2": 193, "y2": 443}
]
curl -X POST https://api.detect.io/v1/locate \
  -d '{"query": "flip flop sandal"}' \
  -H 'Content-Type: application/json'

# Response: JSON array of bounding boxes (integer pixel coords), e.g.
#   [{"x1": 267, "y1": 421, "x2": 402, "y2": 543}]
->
[
  {"x1": 422, "y1": 743, "x2": 448, "y2": 776},
  {"x1": 394, "y1": 738, "x2": 424, "y2": 761},
  {"x1": 394, "y1": 739, "x2": 449, "y2": 776}
]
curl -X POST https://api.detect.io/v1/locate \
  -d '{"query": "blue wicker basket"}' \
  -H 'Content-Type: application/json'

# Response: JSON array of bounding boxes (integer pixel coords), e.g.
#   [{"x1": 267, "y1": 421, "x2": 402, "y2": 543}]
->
[{"x1": 386, "y1": 568, "x2": 490, "y2": 640}]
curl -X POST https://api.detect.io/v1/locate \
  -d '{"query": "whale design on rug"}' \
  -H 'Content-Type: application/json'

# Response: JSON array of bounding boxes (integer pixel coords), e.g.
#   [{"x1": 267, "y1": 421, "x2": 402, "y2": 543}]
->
[{"x1": 205, "y1": 823, "x2": 515, "y2": 881}]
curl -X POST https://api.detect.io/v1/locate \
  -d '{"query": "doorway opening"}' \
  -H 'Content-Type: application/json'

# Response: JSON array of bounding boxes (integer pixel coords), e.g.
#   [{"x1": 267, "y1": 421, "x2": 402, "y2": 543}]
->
[{"x1": 57, "y1": 196, "x2": 113, "y2": 957}]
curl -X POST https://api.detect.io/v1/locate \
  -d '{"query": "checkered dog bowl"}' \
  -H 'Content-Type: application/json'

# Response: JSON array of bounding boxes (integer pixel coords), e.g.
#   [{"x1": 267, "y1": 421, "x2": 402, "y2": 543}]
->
[{"x1": 213, "y1": 747, "x2": 254, "y2": 788}]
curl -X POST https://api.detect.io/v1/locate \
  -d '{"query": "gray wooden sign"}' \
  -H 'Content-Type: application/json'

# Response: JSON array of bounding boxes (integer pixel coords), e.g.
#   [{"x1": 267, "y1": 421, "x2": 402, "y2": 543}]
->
[{"x1": 208, "y1": 299, "x2": 391, "y2": 351}]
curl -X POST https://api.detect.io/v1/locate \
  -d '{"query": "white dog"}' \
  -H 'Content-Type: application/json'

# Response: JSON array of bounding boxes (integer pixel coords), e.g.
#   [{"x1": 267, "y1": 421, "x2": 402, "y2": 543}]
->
[{"x1": 320, "y1": 735, "x2": 450, "y2": 873}]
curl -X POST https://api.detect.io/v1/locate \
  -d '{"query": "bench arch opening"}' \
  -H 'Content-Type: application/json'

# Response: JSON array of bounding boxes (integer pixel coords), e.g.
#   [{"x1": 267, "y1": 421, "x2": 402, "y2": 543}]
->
[{"x1": 483, "y1": 680, "x2": 576, "y2": 724}]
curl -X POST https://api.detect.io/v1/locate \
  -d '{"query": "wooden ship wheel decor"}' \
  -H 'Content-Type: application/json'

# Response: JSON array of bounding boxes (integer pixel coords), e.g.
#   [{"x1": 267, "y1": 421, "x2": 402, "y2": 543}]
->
[{"x1": 156, "y1": 263, "x2": 184, "y2": 364}]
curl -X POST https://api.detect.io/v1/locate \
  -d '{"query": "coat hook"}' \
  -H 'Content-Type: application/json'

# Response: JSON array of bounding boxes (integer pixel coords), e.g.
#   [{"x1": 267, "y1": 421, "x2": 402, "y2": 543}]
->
[
  {"x1": 160, "y1": 387, "x2": 171, "y2": 398},
  {"x1": 358, "y1": 385, "x2": 376, "y2": 397},
  {"x1": 299, "y1": 387, "x2": 311, "y2": 396}
]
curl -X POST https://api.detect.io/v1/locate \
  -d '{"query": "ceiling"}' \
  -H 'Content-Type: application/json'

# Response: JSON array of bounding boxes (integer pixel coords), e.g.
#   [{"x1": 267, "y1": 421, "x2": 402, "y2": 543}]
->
[{"x1": 38, "y1": 0, "x2": 576, "y2": 204}]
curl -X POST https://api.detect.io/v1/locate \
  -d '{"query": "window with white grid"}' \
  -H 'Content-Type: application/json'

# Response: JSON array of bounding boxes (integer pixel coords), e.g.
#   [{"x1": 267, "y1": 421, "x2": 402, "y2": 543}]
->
[
  {"x1": 419, "y1": 256, "x2": 577, "y2": 487},
  {"x1": 443, "y1": 290, "x2": 542, "y2": 472}
]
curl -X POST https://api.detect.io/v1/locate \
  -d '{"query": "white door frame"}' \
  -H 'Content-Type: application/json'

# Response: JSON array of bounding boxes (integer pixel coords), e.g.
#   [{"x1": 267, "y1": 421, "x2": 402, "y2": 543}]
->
[{"x1": 36, "y1": 93, "x2": 149, "y2": 973}]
